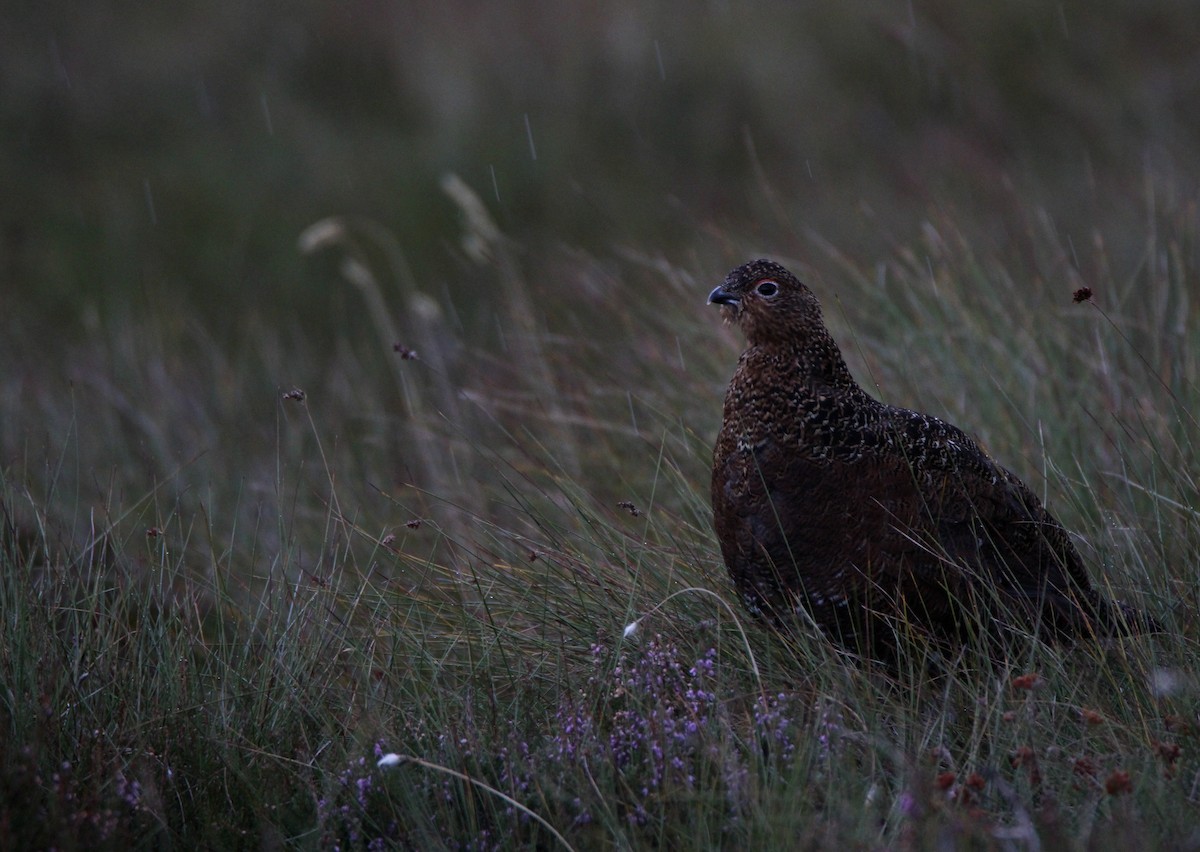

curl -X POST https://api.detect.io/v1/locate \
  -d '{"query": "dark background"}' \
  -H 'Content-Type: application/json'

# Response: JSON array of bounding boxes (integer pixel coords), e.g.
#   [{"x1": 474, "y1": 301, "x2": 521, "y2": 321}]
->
[{"x1": 6, "y1": 1, "x2": 1197, "y2": 339}]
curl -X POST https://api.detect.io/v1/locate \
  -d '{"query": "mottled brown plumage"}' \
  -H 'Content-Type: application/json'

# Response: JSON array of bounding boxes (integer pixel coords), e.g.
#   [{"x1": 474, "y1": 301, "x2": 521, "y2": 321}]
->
[{"x1": 709, "y1": 259, "x2": 1155, "y2": 657}]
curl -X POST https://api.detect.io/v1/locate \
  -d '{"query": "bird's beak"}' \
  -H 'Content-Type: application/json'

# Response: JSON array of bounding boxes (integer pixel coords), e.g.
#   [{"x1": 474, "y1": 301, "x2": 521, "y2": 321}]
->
[{"x1": 708, "y1": 285, "x2": 740, "y2": 307}]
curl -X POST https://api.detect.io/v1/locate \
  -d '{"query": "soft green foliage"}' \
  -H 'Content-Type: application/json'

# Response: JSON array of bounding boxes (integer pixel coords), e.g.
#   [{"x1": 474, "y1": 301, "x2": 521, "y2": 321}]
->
[{"x1": 4, "y1": 2, "x2": 1200, "y2": 849}]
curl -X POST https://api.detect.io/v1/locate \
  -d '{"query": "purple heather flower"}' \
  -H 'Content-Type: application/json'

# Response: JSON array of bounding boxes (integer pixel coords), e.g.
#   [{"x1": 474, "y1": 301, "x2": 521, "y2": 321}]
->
[{"x1": 115, "y1": 774, "x2": 143, "y2": 811}]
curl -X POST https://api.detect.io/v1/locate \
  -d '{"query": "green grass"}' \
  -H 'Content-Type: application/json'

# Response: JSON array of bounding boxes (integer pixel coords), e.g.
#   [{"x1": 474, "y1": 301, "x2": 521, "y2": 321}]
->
[
  {"x1": 3, "y1": 177, "x2": 1198, "y2": 848},
  {"x1": 5, "y1": 3, "x2": 1200, "y2": 846}
]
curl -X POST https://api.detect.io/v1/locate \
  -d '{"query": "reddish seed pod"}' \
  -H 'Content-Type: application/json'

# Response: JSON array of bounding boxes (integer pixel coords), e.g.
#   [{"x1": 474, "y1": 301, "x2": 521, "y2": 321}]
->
[
  {"x1": 1011, "y1": 673, "x2": 1041, "y2": 691},
  {"x1": 1105, "y1": 770, "x2": 1132, "y2": 795}
]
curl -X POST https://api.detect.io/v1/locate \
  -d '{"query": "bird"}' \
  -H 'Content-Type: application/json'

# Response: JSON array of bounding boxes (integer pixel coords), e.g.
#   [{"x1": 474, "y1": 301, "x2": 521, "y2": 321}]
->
[{"x1": 708, "y1": 258, "x2": 1157, "y2": 660}]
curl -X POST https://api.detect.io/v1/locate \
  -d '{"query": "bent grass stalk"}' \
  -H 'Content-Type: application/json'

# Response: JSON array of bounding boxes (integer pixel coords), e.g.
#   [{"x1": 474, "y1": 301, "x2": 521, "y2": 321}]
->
[{"x1": 378, "y1": 753, "x2": 577, "y2": 852}]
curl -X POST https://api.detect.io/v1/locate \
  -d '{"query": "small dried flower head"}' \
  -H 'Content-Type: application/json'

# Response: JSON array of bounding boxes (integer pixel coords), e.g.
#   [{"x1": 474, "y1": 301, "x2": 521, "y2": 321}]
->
[
  {"x1": 382, "y1": 533, "x2": 397, "y2": 547},
  {"x1": 623, "y1": 620, "x2": 639, "y2": 639},
  {"x1": 1011, "y1": 673, "x2": 1042, "y2": 691},
  {"x1": 1104, "y1": 769, "x2": 1132, "y2": 795},
  {"x1": 393, "y1": 344, "x2": 419, "y2": 360},
  {"x1": 405, "y1": 519, "x2": 422, "y2": 530},
  {"x1": 1081, "y1": 708, "x2": 1104, "y2": 726},
  {"x1": 1072, "y1": 286, "x2": 1093, "y2": 304},
  {"x1": 1010, "y1": 745, "x2": 1036, "y2": 768},
  {"x1": 528, "y1": 550, "x2": 538, "y2": 562},
  {"x1": 1073, "y1": 756, "x2": 1099, "y2": 779},
  {"x1": 1155, "y1": 740, "x2": 1181, "y2": 765},
  {"x1": 377, "y1": 753, "x2": 404, "y2": 769},
  {"x1": 617, "y1": 500, "x2": 641, "y2": 517},
  {"x1": 935, "y1": 771, "x2": 956, "y2": 791},
  {"x1": 1163, "y1": 714, "x2": 1191, "y2": 734},
  {"x1": 282, "y1": 388, "x2": 306, "y2": 401},
  {"x1": 965, "y1": 772, "x2": 986, "y2": 791},
  {"x1": 146, "y1": 527, "x2": 162, "y2": 538},
  {"x1": 1001, "y1": 711, "x2": 1017, "y2": 723},
  {"x1": 1010, "y1": 745, "x2": 1043, "y2": 787}
]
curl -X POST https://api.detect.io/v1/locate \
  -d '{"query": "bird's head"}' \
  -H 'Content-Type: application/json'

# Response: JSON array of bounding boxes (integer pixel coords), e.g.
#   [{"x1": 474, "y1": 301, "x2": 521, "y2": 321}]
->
[{"x1": 708, "y1": 259, "x2": 825, "y2": 346}]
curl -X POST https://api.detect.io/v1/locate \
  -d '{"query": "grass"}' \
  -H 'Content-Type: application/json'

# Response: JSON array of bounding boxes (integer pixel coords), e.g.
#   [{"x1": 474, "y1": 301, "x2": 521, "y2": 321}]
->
[
  {"x1": 2, "y1": 173, "x2": 1198, "y2": 848},
  {"x1": 5, "y1": 4, "x2": 1200, "y2": 846}
]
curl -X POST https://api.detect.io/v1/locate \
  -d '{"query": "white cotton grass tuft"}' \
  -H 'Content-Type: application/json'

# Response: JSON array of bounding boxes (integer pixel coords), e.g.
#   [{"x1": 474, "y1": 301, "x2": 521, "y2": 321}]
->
[
  {"x1": 1149, "y1": 667, "x2": 1187, "y2": 698},
  {"x1": 623, "y1": 620, "x2": 639, "y2": 639},
  {"x1": 377, "y1": 753, "x2": 404, "y2": 768}
]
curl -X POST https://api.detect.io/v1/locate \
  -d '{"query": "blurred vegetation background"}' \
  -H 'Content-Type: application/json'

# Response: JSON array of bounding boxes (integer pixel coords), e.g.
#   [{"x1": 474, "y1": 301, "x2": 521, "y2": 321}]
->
[{"x1": 6, "y1": 0, "x2": 1198, "y2": 328}]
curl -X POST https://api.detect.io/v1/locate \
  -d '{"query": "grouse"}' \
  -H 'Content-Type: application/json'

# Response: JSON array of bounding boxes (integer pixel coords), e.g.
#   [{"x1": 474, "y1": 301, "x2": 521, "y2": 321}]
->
[{"x1": 709, "y1": 259, "x2": 1156, "y2": 657}]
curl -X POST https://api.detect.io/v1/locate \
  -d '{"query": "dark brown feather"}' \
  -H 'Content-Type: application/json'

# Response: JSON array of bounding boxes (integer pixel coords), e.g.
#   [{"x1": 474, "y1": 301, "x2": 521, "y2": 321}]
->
[{"x1": 709, "y1": 259, "x2": 1156, "y2": 656}]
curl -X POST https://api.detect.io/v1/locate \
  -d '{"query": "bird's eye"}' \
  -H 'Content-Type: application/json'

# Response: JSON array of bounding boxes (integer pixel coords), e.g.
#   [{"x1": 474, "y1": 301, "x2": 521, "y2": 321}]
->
[{"x1": 756, "y1": 280, "x2": 779, "y2": 297}]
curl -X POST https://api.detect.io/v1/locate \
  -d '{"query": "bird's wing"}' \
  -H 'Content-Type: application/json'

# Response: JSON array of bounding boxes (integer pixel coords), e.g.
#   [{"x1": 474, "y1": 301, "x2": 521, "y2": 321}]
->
[{"x1": 888, "y1": 412, "x2": 1103, "y2": 622}]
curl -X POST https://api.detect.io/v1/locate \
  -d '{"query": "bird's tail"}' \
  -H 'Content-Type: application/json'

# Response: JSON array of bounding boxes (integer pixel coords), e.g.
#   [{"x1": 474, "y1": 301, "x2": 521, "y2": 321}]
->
[{"x1": 1086, "y1": 594, "x2": 1163, "y2": 638}]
